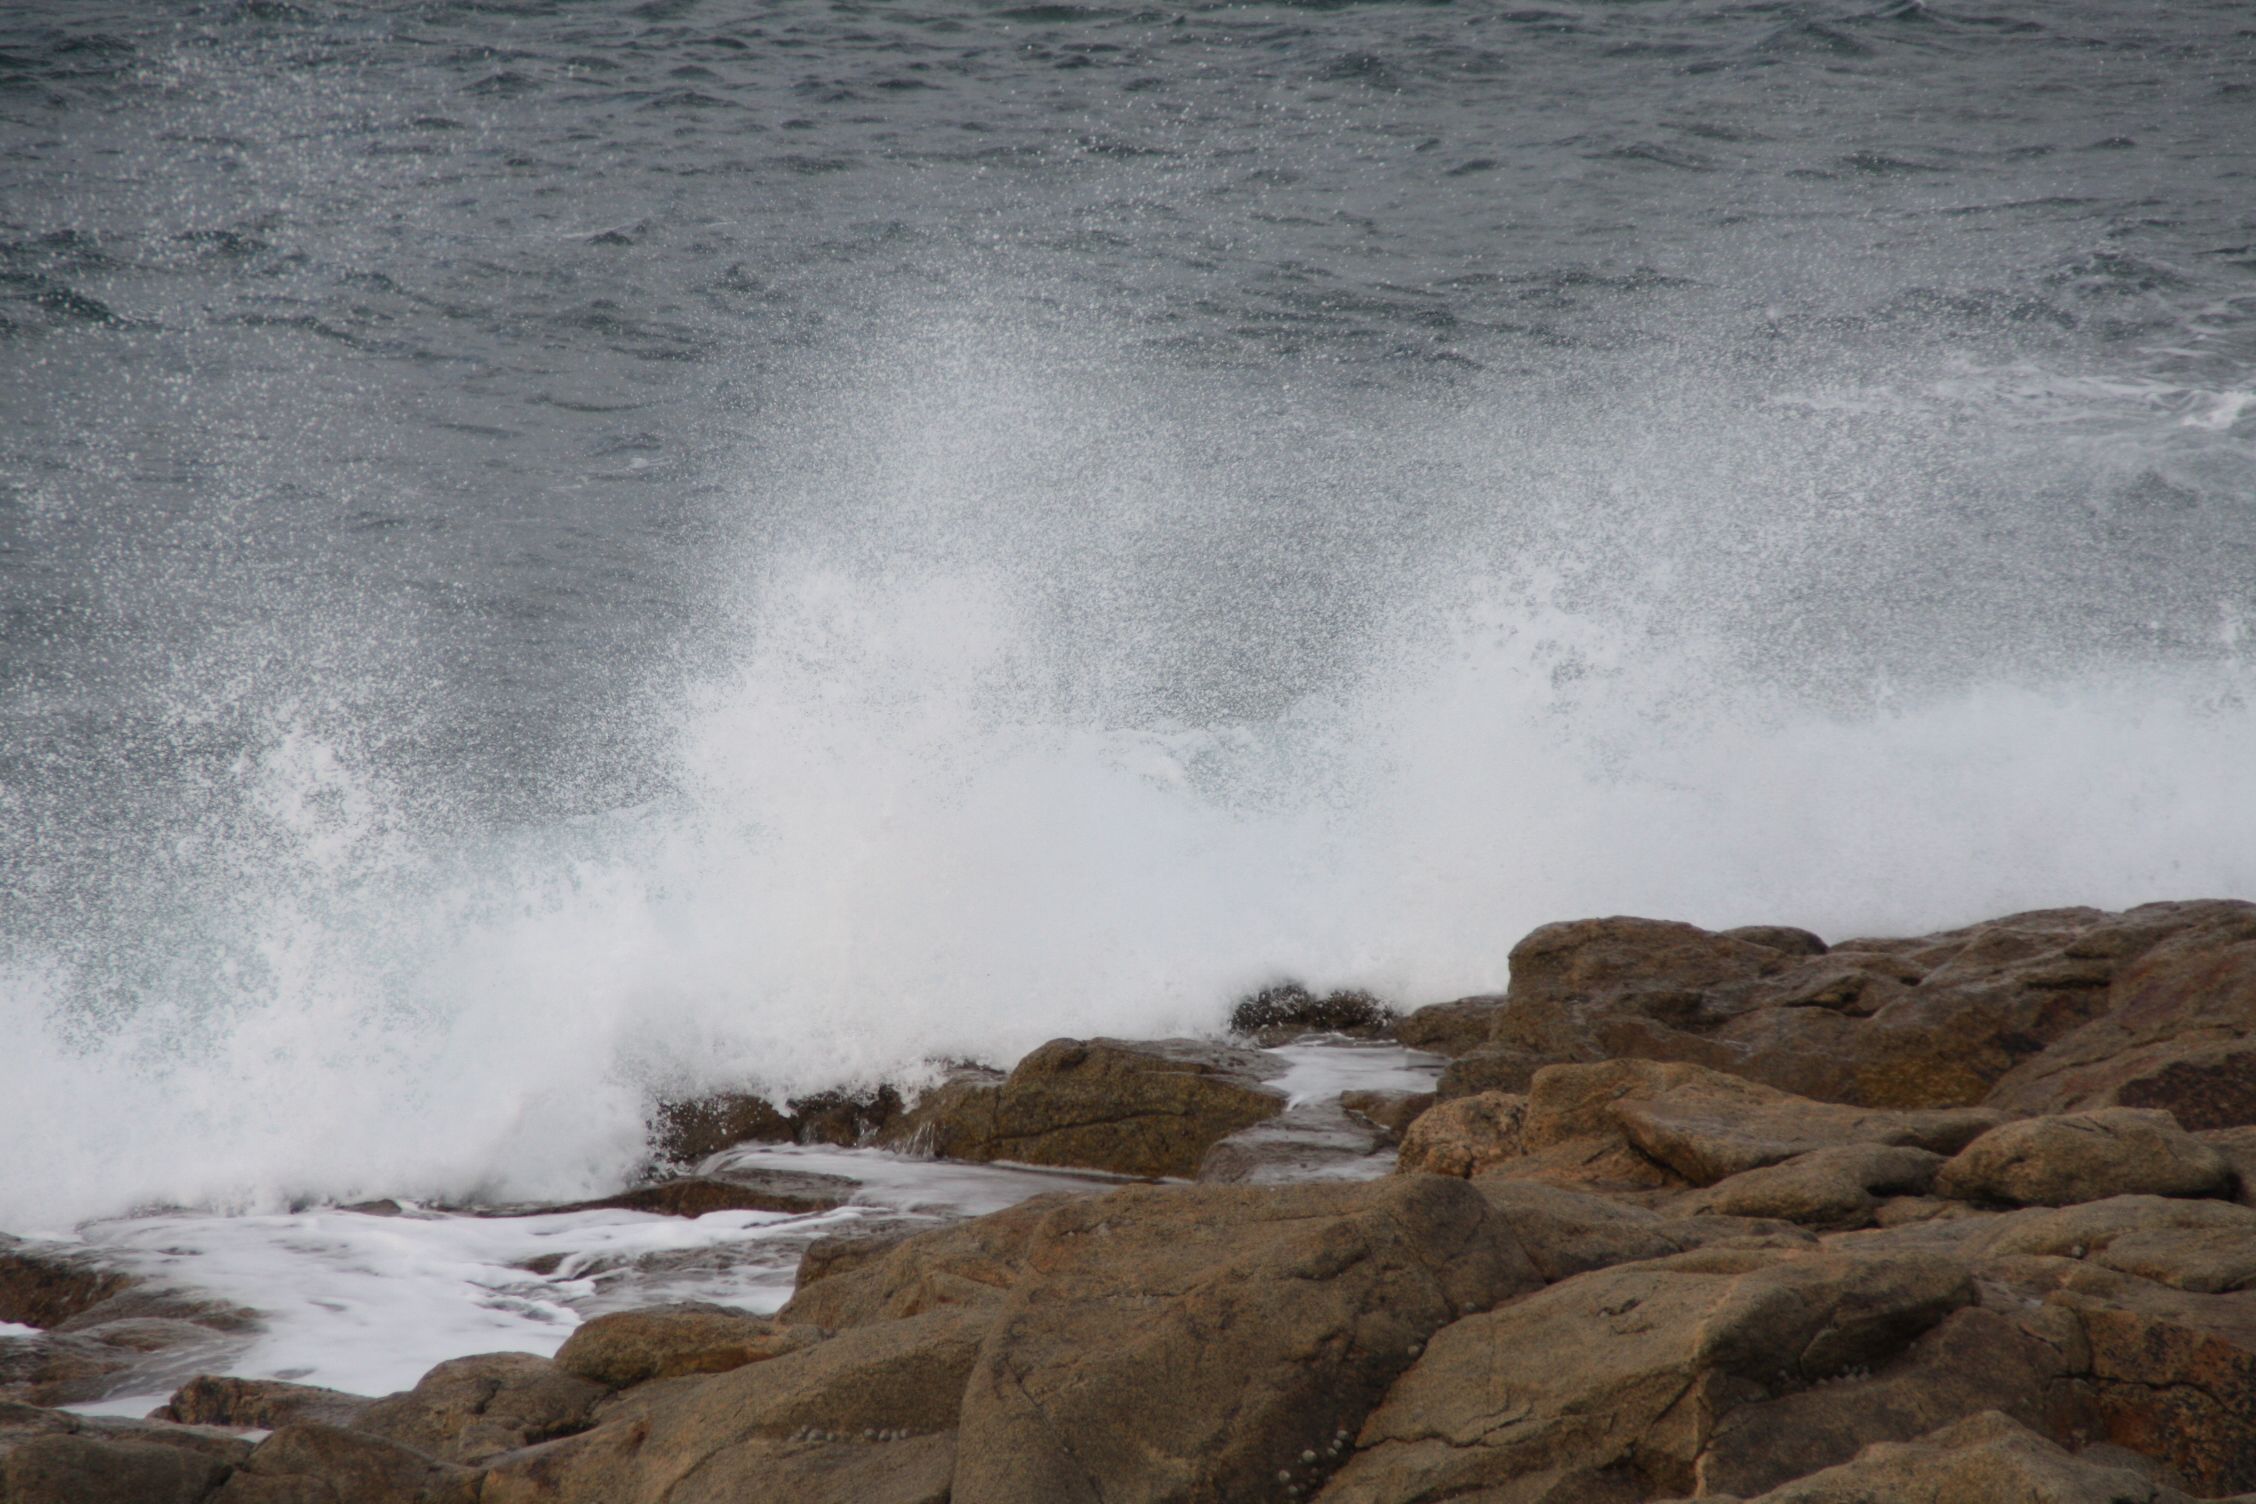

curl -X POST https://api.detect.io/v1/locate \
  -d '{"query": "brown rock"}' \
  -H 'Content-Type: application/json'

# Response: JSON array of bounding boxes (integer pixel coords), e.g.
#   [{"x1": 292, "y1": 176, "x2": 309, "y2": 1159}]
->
[
  {"x1": 785, "y1": 1085, "x2": 905, "y2": 1147},
  {"x1": 1721, "y1": 1410, "x2": 2206, "y2": 1504},
  {"x1": 1395, "y1": 1090, "x2": 1525, "y2": 1177},
  {"x1": 1935, "y1": 1107, "x2": 2235, "y2": 1207},
  {"x1": 1315, "y1": 1246, "x2": 1976, "y2": 1503},
  {"x1": 552, "y1": 1303, "x2": 821, "y2": 1389},
  {"x1": 1681, "y1": 1145, "x2": 1946, "y2": 1231},
  {"x1": 1195, "y1": 1099, "x2": 1393, "y2": 1184},
  {"x1": 352, "y1": 1352, "x2": 604, "y2": 1466},
  {"x1": 0, "y1": 1238, "x2": 136, "y2": 1329},
  {"x1": 479, "y1": 1309, "x2": 985, "y2": 1504},
  {"x1": 1, "y1": 1403, "x2": 251, "y2": 1504},
  {"x1": 648, "y1": 1091, "x2": 795, "y2": 1164},
  {"x1": 157, "y1": 1374, "x2": 376, "y2": 1430},
  {"x1": 1471, "y1": 1180, "x2": 1818, "y2": 1282},
  {"x1": 1394, "y1": 994, "x2": 1506, "y2": 1057},
  {"x1": 209, "y1": 1422, "x2": 480, "y2": 1504},
  {"x1": 1227, "y1": 983, "x2": 1397, "y2": 1044},
  {"x1": 952, "y1": 1174, "x2": 1543, "y2": 1504},
  {"x1": 2202, "y1": 1125, "x2": 2256, "y2": 1206},
  {"x1": 1434, "y1": 1043, "x2": 1557, "y2": 1099},
  {"x1": 1973, "y1": 1195, "x2": 2256, "y2": 1293},
  {"x1": 780, "y1": 1194, "x2": 1067, "y2": 1330},
  {"x1": 1336, "y1": 1089, "x2": 1435, "y2": 1139},
  {"x1": 2047, "y1": 1276, "x2": 2256, "y2": 1494},
  {"x1": 1987, "y1": 920, "x2": 2256, "y2": 1129},
  {"x1": 1721, "y1": 925, "x2": 1829, "y2": 956},
  {"x1": 522, "y1": 1168, "x2": 856, "y2": 1219},
  {"x1": 875, "y1": 1036, "x2": 1288, "y2": 1178}
]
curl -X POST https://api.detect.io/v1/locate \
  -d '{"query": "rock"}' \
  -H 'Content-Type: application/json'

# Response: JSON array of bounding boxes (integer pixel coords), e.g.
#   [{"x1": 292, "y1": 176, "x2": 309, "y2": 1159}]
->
[
  {"x1": 1394, "y1": 994, "x2": 1505, "y2": 1057},
  {"x1": 1973, "y1": 1195, "x2": 2256, "y2": 1293},
  {"x1": 0, "y1": 1238, "x2": 136, "y2": 1329},
  {"x1": 780, "y1": 1194, "x2": 1069, "y2": 1330},
  {"x1": 1987, "y1": 920, "x2": 2256, "y2": 1129},
  {"x1": 157, "y1": 1373, "x2": 377, "y2": 1430},
  {"x1": 951, "y1": 1173, "x2": 1543, "y2": 1504},
  {"x1": 1681, "y1": 1145, "x2": 1945, "y2": 1231},
  {"x1": 352, "y1": 1353, "x2": 604, "y2": 1466},
  {"x1": 875, "y1": 1037, "x2": 1289, "y2": 1179},
  {"x1": 1488, "y1": 902, "x2": 2256, "y2": 1111},
  {"x1": 1228, "y1": 983, "x2": 1397, "y2": 1044},
  {"x1": 1336, "y1": 1089, "x2": 1434, "y2": 1139},
  {"x1": 1719, "y1": 1410, "x2": 2208, "y2": 1504},
  {"x1": 2202, "y1": 1125, "x2": 2256, "y2": 1206},
  {"x1": 1, "y1": 1403, "x2": 251, "y2": 1504},
  {"x1": 1519, "y1": 1058, "x2": 1998, "y2": 1186},
  {"x1": 1196, "y1": 1099, "x2": 1393, "y2": 1184},
  {"x1": 1315, "y1": 1246, "x2": 1977, "y2": 1503},
  {"x1": 1721, "y1": 925, "x2": 1830, "y2": 957},
  {"x1": 1471, "y1": 1181, "x2": 1817, "y2": 1282},
  {"x1": 2044, "y1": 1274, "x2": 2256, "y2": 1494},
  {"x1": 649, "y1": 1092, "x2": 796, "y2": 1164},
  {"x1": 1, "y1": 1315, "x2": 244, "y2": 1408},
  {"x1": 1395, "y1": 1090, "x2": 1525, "y2": 1177},
  {"x1": 520, "y1": 1168, "x2": 857, "y2": 1219},
  {"x1": 1434, "y1": 1043, "x2": 1555, "y2": 1099},
  {"x1": 209, "y1": 1422, "x2": 480, "y2": 1504},
  {"x1": 1935, "y1": 1107, "x2": 2235, "y2": 1207},
  {"x1": 552, "y1": 1303, "x2": 822, "y2": 1389},
  {"x1": 786, "y1": 1085, "x2": 905, "y2": 1147},
  {"x1": 479, "y1": 1310, "x2": 983, "y2": 1504}
]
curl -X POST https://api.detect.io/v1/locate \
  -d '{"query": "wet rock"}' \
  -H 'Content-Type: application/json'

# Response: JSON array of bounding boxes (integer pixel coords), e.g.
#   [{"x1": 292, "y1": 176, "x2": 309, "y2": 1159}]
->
[
  {"x1": 1336, "y1": 1088, "x2": 1434, "y2": 1139},
  {"x1": 648, "y1": 1092, "x2": 796, "y2": 1163},
  {"x1": 1681, "y1": 1144, "x2": 1946, "y2": 1231},
  {"x1": 1228, "y1": 982, "x2": 1397, "y2": 1044},
  {"x1": 1711, "y1": 1410, "x2": 2208, "y2": 1504},
  {"x1": 552, "y1": 1303, "x2": 822, "y2": 1389},
  {"x1": 875, "y1": 1036, "x2": 1289, "y2": 1178},
  {"x1": 352, "y1": 1352, "x2": 604, "y2": 1466},
  {"x1": 1396, "y1": 1089, "x2": 1527, "y2": 1177},
  {"x1": 1196, "y1": 1098, "x2": 1393, "y2": 1183},
  {"x1": 0, "y1": 1237, "x2": 136, "y2": 1329},
  {"x1": 873, "y1": 1064, "x2": 1007, "y2": 1157},
  {"x1": 209, "y1": 1422, "x2": 479, "y2": 1504},
  {"x1": 158, "y1": 1373, "x2": 377, "y2": 1430},
  {"x1": 952, "y1": 1174, "x2": 1543, "y2": 1504},
  {"x1": 786, "y1": 1085, "x2": 905, "y2": 1148},
  {"x1": 479, "y1": 1310, "x2": 983, "y2": 1504},
  {"x1": 1315, "y1": 1246, "x2": 1976, "y2": 1503},
  {"x1": 781, "y1": 1193, "x2": 1069, "y2": 1329},
  {"x1": 1393, "y1": 993, "x2": 1505, "y2": 1057},
  {"x1": 522, "y1": 1167, "x2": 857, "y2": 1219},
  {"x1": 1987, "y1": 919, "x2": 2256, "y2": 1129},
  {"x1": 1, "y1": 1402, "x2": 251, "y2": 1504},
  {"x1": 1935, "y1": 1107, "x2": 2235, "y2": 1207}
]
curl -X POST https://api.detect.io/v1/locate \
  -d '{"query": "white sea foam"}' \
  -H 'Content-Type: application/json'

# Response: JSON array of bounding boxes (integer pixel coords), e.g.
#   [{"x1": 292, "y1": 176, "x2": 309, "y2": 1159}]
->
[{"x1": 3, "y1": 318, "x2": 2252, "y2": 1232}]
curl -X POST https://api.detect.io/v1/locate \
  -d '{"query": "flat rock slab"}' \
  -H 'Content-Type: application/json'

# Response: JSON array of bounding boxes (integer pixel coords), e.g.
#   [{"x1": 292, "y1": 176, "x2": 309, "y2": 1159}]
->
[{"x1": 489, "y1": 1168, "x2": 859, "y2": 1220}]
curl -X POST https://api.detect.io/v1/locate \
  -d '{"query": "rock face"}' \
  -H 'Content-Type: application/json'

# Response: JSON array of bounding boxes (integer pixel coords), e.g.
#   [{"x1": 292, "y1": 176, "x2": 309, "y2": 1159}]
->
[
  {"x1": 1719, "y1": 1410, "x2": 2212, "y2": 1504},
  {"x1": 1196, "y1": 1099, "x2": 1395, "y2": 1183},
  {"x1": 0, "y1": 1240, "x2": 257, "y2": 1408},
  {"x1": 1395, "y1": 1090, "x2": 1525, "y2": 1177},
  {"x1": 880, "y1": 1037, "x2": 1289, "y2": 1178},
  {"x1": 352, "y1": 1353, "x2": 605, "y2": 1466},
  {"x1": 1933, "y1": 1107, "x2": 2235, "y2": 1207},
  {"x1": 1, "y1": 1402, "x2": 251, "y2": 1504}
]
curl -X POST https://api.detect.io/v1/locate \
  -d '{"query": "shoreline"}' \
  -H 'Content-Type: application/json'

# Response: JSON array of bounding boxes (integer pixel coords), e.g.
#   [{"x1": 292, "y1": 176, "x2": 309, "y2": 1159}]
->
[{"x1": 5, "y1": 897, "x2": 2255, "y2": 1501}]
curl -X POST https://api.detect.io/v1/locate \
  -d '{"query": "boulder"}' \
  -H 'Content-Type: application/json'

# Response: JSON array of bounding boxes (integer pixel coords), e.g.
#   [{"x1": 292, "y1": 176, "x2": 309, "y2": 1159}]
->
[
  {"x1": 1973, "y1": 1195, "x2": 2256, "y2": 1293},
  {"x1": 209, "y1": 1422, "x2": 480, "y2": 1503},
  {"x1": 478, "y1": 1309, "x2": 985, "y2": 1504},
  {"x1": 1935, "y1": 1108, "x2": 2235, "y2": 1207},
  {"x1": 1337, "y1": 1089, "x2": 1435, "y2": 1140},
  {"x1": 1395, "y1": 1090, "x2": 1524, "y2": 1177},
  {"x1": 1987, "y1": 922, "x2": 2256, "y2": 1129},
  {"x1": 552, "y1": 1303, "x2": 821, "y2": 1389},
  {"x1": 2044, "y1": 1273, "x2": 2256, "y2": 1494},
  {"x1": 1195, "y1": 1099, "x2": 1393, "y2": 1184},
  {"x1": 158, "y1": 1373, "x2": 376, "y2": 1430},
  {"x1": 1434, "y1": 1043, "x2": 1555, "y2": 1100},
  {"x1": 1, "y1": 1403, "x2": 251, "y2": 1504},
  {"x1": 1315, "y1": 1247, "x2": 1977, "y2": 1503},
  {"x1": 875, "y1": 1037, "x2": 1289, "y2": 1178},
  {"x1": 352, "y1": 1352, "x2": 604, "y2": 1466},
  {"x1": 1715, "y1": 1410, "x2": 2208, "y2": 1504},
  {"x1": 1680, "y1": 1144, "x2": 1945, "y2": 1231},
  {"x1": 951, "y1": 1174, "x2": 1543, "y2": 1504},
  {"x1": 1394, "y1": 994, "x2": 1506, "y2": 1057},
  {"x1": 1471, "y1": 1181, "x2": 1817, "y2": 1282},
  {"x1": 649, "y1": 1092, "x2": 796, "y2": 1164},
  {"x1": 780, "y1": 1194, "x2": 1068, "y2": 1330}
]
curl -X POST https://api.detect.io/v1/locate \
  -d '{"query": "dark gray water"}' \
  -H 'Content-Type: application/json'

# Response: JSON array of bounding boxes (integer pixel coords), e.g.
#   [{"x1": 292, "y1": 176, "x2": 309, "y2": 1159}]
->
[{"x1": 3, "y1": 1, "x2": 2254, "y2": 1221}]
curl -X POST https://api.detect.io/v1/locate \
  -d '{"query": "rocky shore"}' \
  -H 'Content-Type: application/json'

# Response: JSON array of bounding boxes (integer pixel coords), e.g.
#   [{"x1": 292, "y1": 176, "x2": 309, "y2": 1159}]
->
[{"x1": 7, "y1": 899, "x2": 2256, "y2": 1502}]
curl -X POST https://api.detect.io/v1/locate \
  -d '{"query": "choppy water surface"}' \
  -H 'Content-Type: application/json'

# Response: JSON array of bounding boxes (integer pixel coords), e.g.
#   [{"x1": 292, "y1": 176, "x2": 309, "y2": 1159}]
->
[{"x1": 3, "y1": 1, "x2": 2255, "y2": 1226}]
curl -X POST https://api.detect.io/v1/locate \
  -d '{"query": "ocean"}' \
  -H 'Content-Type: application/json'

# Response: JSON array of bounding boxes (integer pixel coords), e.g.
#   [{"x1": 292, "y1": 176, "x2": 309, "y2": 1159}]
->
[{"x1": 4, "y1": 0, "x2": 2254, "y2": 1240}]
